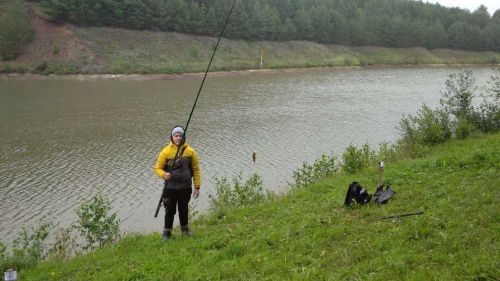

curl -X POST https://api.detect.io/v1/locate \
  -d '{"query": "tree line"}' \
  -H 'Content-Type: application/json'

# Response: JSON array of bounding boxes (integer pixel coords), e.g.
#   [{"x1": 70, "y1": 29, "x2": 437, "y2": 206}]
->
[
  {"x1": 0, "y1": 0, "x2": 34, "y2": 60},
  {"x1": 27, "y1": 0, "x2": 500, "y2": 52}
]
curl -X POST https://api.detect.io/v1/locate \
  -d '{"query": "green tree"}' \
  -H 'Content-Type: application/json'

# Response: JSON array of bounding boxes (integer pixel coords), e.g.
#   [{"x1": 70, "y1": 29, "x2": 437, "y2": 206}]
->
[
  {"x1": 0, "y1": 0, "x2": 35, "y2": 60},
  {"x1": 293, "y1": 7, "x2": 313, "y2": 40},
  {"x1": 470, "y1": 5, "x2": 490, "y2": 29},
  {"x1": 447, "y1": 21, "x2": 483, "y2": 50},
  {"x1": 424, "y1": 20, "x2": 448, "y2": 49},
  {"x1": 37, "y1": 0, "x2": 499, "y2": 52},
  {"x1": 440, "y1": 70, "x2": 477, "y2": 120},
  {"x1": 483, "y1": 21, "x2": 500, "y2": 51}
]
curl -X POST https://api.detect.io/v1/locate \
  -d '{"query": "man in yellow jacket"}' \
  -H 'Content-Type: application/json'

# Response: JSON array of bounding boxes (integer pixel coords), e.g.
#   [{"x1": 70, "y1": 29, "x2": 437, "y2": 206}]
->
[{"x1": 155, "y1": 126, "x2": 201, "y2": 240}]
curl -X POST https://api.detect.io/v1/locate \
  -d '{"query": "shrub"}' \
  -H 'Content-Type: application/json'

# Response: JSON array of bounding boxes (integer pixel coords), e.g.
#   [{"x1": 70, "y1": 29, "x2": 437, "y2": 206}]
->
[
  {"x1": 399, "y1": 104, "x2": 451, "y2": 145},
  {"x1": 74, "y1": 193, "x2": 121, "y2": 251},
  {"x1": 440, "y1": 69, "x2": 477, "y2": 121},
  {"x1": 209, "y1": 173, "x2": 265, "y2": 209},
  {"x1": 476, "y1": 67, "x2": 500, "y2": 132},
  {"x1": 13, "y1": 222, "x2": 51, "y2": 262},
  {"x1": 0, "y1": 0, "x2": 35, "y2": 60},
  {"x1": 376, "y1": 142, "x2": 400, "y2": 163},
  {"x1": 291, "y1": 154, "x2": 338, "y2": 187},
  {"x1": 0, "y1": 221, "x2": 53, "y2": 271},
  {"x1": 342, "y1": 145, "x2": 366, "y2": 174},
  {"x1": 48, "y1": 227, "x2": 78, "y2": 261}
]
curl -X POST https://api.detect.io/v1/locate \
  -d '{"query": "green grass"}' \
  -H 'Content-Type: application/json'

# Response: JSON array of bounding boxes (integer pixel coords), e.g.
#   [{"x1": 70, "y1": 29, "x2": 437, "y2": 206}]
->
[
  {"x1": 1, "y1": 24, "x2": 500, "y2": 75},
  {"x1": 20, "y1": 133, "x2": 500, "y2": 280}
]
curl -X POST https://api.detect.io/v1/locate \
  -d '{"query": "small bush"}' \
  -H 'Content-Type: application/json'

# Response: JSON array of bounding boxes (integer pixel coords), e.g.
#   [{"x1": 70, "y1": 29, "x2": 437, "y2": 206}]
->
[
  {"x1": 341, "y1": 144, "x2": 374, "y2": 174},
  {"x1": 0, "y1": 222, "x2": 53, "y2": 271},
  {"x1": 291, "y1": 154, "x2": 338, "y2": 187},
  {"x1": 189, "y1": 44, "x2": 199, "y2": 57},
  {"x1": 399, "y1": 104, "x2": 451, "y2": 145},
  {"x1": 376, "y1": 142, "x2": 400, "y2": 163},
  {"x1": 13, "y1": 222, "x2": 51, "y2": 262},
  {"x1": 475, "y1": 67, "x2": 500, "y2": 132},
  {"x1": 48, "y1": 227, "x2": 78, "y2": 261},
  {"x1": 440, "y1": 69, "x2": 477, "y2": 121},
  {"x1": 209, "y1": 173, "x2": 265, "y2": 209},
  {"x1": 74, "y1": 193, "x2": 121, "y2": 251}
]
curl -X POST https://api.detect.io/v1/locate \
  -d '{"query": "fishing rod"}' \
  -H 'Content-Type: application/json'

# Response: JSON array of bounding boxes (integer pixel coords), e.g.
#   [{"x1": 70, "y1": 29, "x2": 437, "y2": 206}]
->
[
  {"x1": 380, "y1": 210, "x2": 424, "y2": 220},
  {"x1": 154, "y1": 0, "x2": 238, "y2": 218}
]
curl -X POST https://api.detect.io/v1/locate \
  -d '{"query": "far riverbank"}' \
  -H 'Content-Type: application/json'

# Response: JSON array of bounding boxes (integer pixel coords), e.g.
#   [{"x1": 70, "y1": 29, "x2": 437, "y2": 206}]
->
[
  {"x1": 1, "y1": 64, "x2": 499, "y2": 81},
  {"x1": 1, "y1": 16, "x2": 500, "y2": 76}
]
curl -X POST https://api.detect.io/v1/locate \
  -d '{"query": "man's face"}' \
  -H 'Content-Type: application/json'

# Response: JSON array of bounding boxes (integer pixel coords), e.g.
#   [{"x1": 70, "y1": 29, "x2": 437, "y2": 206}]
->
[{"x1": 173, "y1": 133, "x2": 183, "y2": 145}]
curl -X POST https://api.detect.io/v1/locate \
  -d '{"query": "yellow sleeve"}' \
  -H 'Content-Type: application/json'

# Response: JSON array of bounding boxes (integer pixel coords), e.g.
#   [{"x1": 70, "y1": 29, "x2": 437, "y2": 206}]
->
[
  {"x1": 154, "y1": 149, "x2": 167, "y2": 179},
  {"x1": 191, "y1": 148, "x2": 201, "y2": 189}
]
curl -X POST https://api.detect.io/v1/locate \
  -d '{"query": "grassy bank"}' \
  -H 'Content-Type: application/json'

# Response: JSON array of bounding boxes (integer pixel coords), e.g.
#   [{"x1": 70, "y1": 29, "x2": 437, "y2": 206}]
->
[
  {"x1": 20, "y1": 132, "x2": 499, "y2": 280},
  {"x1": 1, "y1": 20, "x2": 500, "y2": 75}
]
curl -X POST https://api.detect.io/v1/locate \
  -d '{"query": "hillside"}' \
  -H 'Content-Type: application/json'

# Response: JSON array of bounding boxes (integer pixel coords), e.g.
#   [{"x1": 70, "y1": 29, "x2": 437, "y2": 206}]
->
[
  {"x1": 20, "y1": 133, "x2": 500, "y2": 280},
  {"x1": 1, "y1": 14, "x2": 500, "y2": 75}
]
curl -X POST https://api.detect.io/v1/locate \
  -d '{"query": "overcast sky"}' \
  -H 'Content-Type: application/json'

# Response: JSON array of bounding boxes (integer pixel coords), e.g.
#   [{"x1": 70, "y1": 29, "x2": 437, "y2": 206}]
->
[{"x1": 423, "y1": 1, "x2": 500, "y2": 14}]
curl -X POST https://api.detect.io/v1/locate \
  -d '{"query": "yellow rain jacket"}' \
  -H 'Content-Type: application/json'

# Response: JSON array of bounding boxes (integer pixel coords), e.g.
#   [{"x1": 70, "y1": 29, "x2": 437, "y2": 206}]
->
[{"x1": 154, "y1": 142, "x2": 201, "y2": 190}]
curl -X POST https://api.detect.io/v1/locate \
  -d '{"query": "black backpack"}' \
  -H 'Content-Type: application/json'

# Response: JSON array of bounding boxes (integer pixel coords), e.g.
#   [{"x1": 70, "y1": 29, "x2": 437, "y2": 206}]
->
[{"x1": 344, "y1": 181, "x2": 372, "y2": 206}]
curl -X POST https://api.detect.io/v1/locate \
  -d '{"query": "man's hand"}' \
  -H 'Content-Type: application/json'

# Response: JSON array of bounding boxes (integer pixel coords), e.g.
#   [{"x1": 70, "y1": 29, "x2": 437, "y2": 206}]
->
[
  {"x1": 193, "y1": 188, "x2": 200, "y2": 199},
  {"x1": 163, "y1": 172, "x2": 171, "y2": 180}
]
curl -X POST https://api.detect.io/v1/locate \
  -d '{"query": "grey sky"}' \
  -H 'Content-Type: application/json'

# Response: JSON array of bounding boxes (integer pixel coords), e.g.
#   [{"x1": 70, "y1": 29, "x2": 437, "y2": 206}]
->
[{"x1": 423, "y1": 0, "x2": 500, "y2": 14}]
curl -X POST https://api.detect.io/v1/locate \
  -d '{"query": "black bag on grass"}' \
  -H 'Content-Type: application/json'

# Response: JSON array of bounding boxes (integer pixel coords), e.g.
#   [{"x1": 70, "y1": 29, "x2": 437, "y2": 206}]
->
[
  {"x1": 373, "y1": 184, "x2": 395, "y2": 205},
  {"x1": 344, "y1": 181, "x2": 372, "y2": 206}
]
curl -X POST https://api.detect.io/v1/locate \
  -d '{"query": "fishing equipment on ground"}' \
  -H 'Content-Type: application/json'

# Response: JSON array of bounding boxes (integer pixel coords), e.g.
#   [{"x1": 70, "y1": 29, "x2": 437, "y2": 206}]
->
[
  {"x1": 344, "y1": 181, "x2": 371, "y2": 206},
  {"x1": 343, "y1": 181, "x2": 396, "y2": 207},
  {"x1": 377, "y1": 160, "x2": 384, "y2": 187},
  {"x1": 344, "y1": 160, "x2": 395, "y2": 206},
  {"x1": 373, "y1": 184, "x2": 395, "y2": 205},
  {"x1": 381, "y1": 210, "x2": 424, "y2": 220},
  {"x1": 154, "y1": 0, "x2": 238, "y2": 218}
]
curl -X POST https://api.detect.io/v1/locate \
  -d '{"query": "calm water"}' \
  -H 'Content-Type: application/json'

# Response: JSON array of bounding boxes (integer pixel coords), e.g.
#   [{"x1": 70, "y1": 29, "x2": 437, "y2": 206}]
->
[{"x1": 0, "y1": 66, "x2": 495, "y2": 241}]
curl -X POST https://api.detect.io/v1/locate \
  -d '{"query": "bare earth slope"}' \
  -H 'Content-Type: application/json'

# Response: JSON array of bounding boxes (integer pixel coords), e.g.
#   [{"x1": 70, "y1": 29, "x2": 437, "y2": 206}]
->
[{"x1": 16, "y1": 15, "x2": 96, "y2": 66}]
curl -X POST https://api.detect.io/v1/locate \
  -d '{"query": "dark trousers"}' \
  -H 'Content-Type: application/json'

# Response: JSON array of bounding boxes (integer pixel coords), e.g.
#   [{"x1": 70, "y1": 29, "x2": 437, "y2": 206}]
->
[{"x1": 164, "y1": 188, "x2": 192, "y2": 230}]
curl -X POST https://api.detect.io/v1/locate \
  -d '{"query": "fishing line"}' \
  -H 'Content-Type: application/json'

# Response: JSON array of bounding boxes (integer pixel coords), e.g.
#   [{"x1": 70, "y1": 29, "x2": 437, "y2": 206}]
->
[{"x1": 155, "y1": 0, "x2": 238, "y2": 217}]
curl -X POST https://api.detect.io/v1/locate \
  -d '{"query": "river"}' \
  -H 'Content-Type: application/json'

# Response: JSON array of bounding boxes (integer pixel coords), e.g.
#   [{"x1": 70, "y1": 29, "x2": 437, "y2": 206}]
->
[{"x1": 0, "y1": 66, "x2": 495, "y2": 242}]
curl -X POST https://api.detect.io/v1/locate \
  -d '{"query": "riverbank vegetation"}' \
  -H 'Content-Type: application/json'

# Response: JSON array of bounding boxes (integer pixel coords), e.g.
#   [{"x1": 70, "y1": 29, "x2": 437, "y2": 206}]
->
[
  {"x1": 1, "y1": 1, "x2": 500, "y2": 75},
  {"x1": 1, "y1": 24, "x2": 500, "y2": 75},
  {"x1": 1, "y1": 67, "x2": 498, "y2": 279},
  {"x1": 0, "y1": 0, "x2": 34, "y2": 60},
  {"x1": 39, "y1": 0, "x2": 500, "y2": 52}
]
